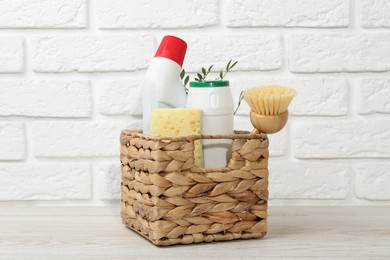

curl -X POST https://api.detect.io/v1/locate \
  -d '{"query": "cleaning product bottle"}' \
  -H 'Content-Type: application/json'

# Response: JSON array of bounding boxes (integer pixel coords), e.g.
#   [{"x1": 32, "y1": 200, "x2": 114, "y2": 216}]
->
[
  {"x1": 186, "y1": 80, "x2": 234, "y2": 168},
  {"x1": 142, "y1": 35, "x2": 187, "y2": 135}
]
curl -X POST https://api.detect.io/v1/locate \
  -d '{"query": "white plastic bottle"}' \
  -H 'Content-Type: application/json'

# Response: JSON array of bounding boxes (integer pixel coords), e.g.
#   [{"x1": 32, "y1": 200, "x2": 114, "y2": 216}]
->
[
  {"x1": 186, "y1": 81, "x2": 234, "y2": 168},
  {"x1": 142, "y1": 35, "x2": 187, "y2": 135}
]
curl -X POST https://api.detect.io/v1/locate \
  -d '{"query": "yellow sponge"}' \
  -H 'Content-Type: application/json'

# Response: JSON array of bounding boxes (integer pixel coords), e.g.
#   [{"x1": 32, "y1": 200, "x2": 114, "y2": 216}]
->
[{"x1": 151, "y1": 108, "x2": 203, "y2": 167}]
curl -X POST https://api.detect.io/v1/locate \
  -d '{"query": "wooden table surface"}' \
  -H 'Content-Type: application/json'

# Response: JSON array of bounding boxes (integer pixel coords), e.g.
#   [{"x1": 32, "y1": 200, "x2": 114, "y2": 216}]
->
[{"x1": 1, "y1": 206, "x2": 389, "y2": 259}]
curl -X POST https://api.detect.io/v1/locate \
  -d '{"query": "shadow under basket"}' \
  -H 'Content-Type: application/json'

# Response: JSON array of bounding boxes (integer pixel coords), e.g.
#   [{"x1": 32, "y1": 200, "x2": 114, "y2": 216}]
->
[{"x1": 120, "y1": 130, "x2": 269, "y2": 246}]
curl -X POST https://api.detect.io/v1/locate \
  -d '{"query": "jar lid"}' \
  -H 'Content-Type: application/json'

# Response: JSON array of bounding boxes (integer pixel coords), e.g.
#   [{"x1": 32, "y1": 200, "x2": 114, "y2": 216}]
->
[{"x1": 190, "y1": 80, "x2": 229, "y2": 88}]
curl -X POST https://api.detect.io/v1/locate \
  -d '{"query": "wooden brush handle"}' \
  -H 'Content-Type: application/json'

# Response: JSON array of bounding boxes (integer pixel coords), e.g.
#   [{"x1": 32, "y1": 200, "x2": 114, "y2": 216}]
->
[{"x1": 252, "y1": 128, "x2": 260, "y2": 134}]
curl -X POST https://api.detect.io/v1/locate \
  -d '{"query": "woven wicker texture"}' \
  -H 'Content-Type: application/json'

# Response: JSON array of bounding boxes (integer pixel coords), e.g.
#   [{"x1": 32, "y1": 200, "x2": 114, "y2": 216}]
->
[{"x1": 120, "y1": 130, "x2": 269, "y2": 246}]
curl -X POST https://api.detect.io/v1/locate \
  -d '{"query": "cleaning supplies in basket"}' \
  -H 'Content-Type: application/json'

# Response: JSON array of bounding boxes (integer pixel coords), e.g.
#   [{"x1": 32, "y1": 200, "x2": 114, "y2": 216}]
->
[
  {"x1": 142, "y1": 39, "x2": 239, "y2": 168},
  {"x1": 142, "y1": 35, "x2": 188, "y2": 135}
]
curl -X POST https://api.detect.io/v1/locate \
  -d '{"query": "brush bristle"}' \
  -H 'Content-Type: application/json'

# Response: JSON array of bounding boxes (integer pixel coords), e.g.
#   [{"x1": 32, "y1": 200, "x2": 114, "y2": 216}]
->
[{"x1": 244, "y1": 85, "x2": 296, "y2": 115}]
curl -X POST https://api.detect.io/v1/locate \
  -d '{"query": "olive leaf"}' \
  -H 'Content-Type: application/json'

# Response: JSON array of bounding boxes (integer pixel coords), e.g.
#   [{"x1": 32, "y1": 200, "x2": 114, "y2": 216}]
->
[
  {"x1": 218, "y1": 60, "x2": 238, "y2": 80},
  {"x1": 234, "y1": 90, "x2": 245, "y2": 115},
  {"x1": 230, "y1": 61, "x2": 238, "y2": 70},
  {"x1": 180, "y1": 69, "x2": 189, "y2": 94},
  {"x1": 226, "y1": 60, "x2": 232, "y2": 71},
  {"x1": 184, "y1": 75, "x2": 189, "y2": 86},
  {"x1": 184, "y1": 76, "x2": 190, "y2": 94}
]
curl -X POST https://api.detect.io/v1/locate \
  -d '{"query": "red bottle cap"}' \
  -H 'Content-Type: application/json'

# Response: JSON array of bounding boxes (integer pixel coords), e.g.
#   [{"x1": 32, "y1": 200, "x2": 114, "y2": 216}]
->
[{"x1": 154, "y1": 35, "x2": 187, "y2": 67}]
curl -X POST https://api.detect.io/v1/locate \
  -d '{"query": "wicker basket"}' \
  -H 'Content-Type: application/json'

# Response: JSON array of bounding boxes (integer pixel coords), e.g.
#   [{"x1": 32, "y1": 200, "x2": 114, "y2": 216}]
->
[{"x1": 120, "y1": 130, "x2": 269, "y2": 246}]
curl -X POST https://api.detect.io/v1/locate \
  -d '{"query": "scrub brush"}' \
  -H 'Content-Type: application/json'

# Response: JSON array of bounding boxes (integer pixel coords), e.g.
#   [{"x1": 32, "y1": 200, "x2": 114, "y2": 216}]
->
[{"x1": 244, "y1": 85, "x2": 296, "y2": 134}]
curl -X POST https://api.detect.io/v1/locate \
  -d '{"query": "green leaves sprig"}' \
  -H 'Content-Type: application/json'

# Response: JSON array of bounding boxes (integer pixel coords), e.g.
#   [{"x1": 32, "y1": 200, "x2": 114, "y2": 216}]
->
[
  {"x1": 180, "y1": 69, "x2": 190, "y2": 94},
  {"x1": 195, "y1": 65, "x2": 214, "y2": 81},
  {"x1": 218, "y1": 59, "x2": 238, "y2": 80},
  {"x1": 180, "y1": 59, "x2": 238, "y2": 94},
  {"x1": 194, "y1": 60, "x2": 238, "y2": 82}
]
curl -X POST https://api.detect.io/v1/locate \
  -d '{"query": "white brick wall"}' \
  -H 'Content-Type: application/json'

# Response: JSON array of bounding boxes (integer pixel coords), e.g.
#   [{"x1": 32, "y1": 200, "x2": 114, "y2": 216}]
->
[
  {"x1": 182, "y1": 34, "x2": 283, "y2": 71},
  {"x1": 0, "y1": 0, "x2": 389, "y2": 206},
  {"x1": 97, "y1": 163, "x2": 121, "y2": 200},
  {"x1": 96, "y1": 0, "x2": 218, "y2": 29},
  {"x1": 98, "y1": 79, "x2": 142, "y2": 116},
  {"x1": 227, "y1": 0, "x2": 350, "y2": 28},
  {"x1": 360, "y1": 0, "x2": 390, "y2": 28},
  {"x1": 32, "y1": 121, "x2": 141, "y2": 157},
  {"x1": 32, "y1": 35, "x2": 155, "y2": 72},
  {"x1": 0, "y1": 164, "x2": 91, "y2": 200},
  {"x1": 0, "y1": 80, "x2": 91, "y2": 117},
  {"x1": 269, "y1": 162, "x2": 350, "y2": 199},
  {"x1": 356, "y1": 163, "x2": 390, "y2": 200},
  {"x1": 0, "y1": 123, "x2": 25, "y2": 160},
  {"x1": 358, "y1": 78, "x2": 390, "y2": 114},
  {"x1": 294, "y1": 120, "x2": 390, "y2": 158},
  {"x1": 0, "y1": 0, "x2": 86, "y2": 28},
  {"x1": 0, "y1": 37, "x2": 24, "y2": 72},
  {"x1": 290, "y1": 34, "x2": 390, "y2": 72}
]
